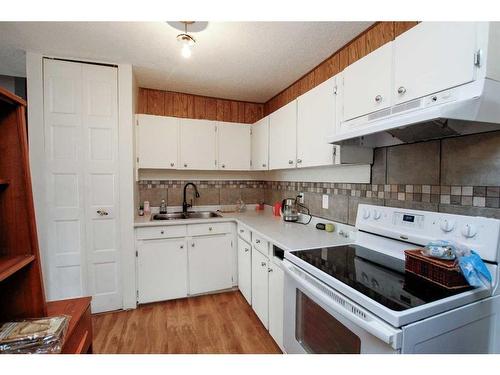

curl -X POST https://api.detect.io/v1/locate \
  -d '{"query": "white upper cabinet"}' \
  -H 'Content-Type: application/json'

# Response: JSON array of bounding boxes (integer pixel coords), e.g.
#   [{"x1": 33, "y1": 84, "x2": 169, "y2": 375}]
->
[
  {"x1": 179, "y1": 118, "x2": 217, "y2": 170},
  {"x1": 217, "y1": 122, "x2": 251, "y2": 170},
  {"x1": 136, "y1": 114, "x2": 179, "y2": 169},
  {"x1": 296, "y1": 76, "x2": 336, "y2": 168},
  {"x1": 269, "y1": 100, "x2": 297, "y2": 170},
  {"x1": 343, "y1": 42, "x2": 393, "y2": 121},
  {"x1": 251, "y1": 116, "x2": 269, "y2": 170},
  {"x1": 394, "y1": 22, "x2": 477, "y2": 104}
]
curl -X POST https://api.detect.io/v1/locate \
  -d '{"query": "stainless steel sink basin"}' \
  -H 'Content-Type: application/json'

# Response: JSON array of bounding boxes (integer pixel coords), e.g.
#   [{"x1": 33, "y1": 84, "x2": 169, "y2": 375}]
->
[{"x1": 151, "y1": 211, "x2": 222, "y2": 221}]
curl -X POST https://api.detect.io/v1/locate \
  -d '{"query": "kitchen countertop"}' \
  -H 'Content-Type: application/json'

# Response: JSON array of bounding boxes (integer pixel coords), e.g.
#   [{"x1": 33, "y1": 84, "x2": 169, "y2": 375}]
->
[{"x1": 135, "y1": 206, "x2": 355, "y2": 251}]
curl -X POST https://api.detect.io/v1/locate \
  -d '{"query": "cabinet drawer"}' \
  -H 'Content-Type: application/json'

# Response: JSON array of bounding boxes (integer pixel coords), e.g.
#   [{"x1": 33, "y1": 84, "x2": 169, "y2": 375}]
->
[
  {"x1": 188, "y1": 222, "x2": 233, "y2": 236},
  {"x1": 62, "y1": 305, "x2": 92, "y2": 354},
  {"x1": 237, "y1": 224, "x2": 251, "y2": 243},
  {"x1": 252, "y1": 234, "x2": 269, "y2": 256},
  {"x1": 136, "y1": 225, "x2": 187, "y2": 240}
]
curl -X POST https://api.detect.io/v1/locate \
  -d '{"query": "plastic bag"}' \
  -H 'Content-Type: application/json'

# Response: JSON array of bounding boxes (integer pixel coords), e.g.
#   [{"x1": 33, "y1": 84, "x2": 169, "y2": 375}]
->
[
  {"x1": 423, "y1": 240, "x2": 456, "y2": 260},
  {"x1": 458, "y1": 250, "x2": 492, "y2": 289}
]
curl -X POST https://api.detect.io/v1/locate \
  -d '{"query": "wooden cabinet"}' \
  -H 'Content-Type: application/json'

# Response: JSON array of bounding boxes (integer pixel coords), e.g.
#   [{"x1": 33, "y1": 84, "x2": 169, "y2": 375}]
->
[
  {"x1": 268, "y1": 261, "x2": 284, "y2": 350},
  {"x1": 393, "y1": 22, "x2": 477, "y2": 104},
  {"x1": 296, "y1": 76, "x2": 336, "y2": 168},
  {"x1": 237, "y1": 237, "x2": 252, "y2": 305},
  {"x1": 188, "y1": 234, "x2": 233, "y2": 295},
  {"x1": 136, "y1": 114, "x2": 179, "y2": 169},
  {"x1": 251, "y1": 248, "x2": 269, "y2": 329},
  {"x1": 269, "y1": 100, "x2": 297, "y2": 170},
  {"x1": 179, "y1": 118, "x2": 217, "y2": 170},
  {"x1": 343, "y1": 42, "x2": 393, "y2": 120},
  {"x1": 251, "y1": 116, "x2": 269, "y2": 170},
  {"x1": 137, "y1": 238, "x2": 188, "y2": 304},
  {"x1": 217, "y1": 122, "x2": 251, "y2": 170}
]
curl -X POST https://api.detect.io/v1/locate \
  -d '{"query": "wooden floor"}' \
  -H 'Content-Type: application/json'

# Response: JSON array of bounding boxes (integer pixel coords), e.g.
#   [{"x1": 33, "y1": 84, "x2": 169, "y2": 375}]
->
[{"x1": 92, "y1": 291, "x2": 282, "y2": 354}]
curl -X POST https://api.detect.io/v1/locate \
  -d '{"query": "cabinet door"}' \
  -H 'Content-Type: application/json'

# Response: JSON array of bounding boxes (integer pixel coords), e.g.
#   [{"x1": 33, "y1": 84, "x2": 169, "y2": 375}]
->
[
  {"x1": 268, "y1": 261, "x2": 284, "y2": 349},
  {"x1": 343, "y1": 42, "x2": 393, "y2": 121},
  {"x1": 251, "y1": 116, "x2": 269, "y2": 170},
  {"x1": 237, "y1": 238, "x2": 252, "y2": 305},
  {"x1": 394, "y1": 22, "x2": 477, "y2": 104},
  {"x1": 137, "y1": 238, "x2": 188, "y2": 304},
  {"x1": 179, "y1": 118, "x2": 217, "y2": 170},
  {"x1": 269, "y1": 101, "x2": 297, "y2": 170},
  {"x1": 136, "y1": 115, "x2": 179, "y2": 169},
  {"x1": 251, "y1": 248, "x2": 269, "y2": 329},
  {"x1": 217, "y1": 122, "x2": 251, "y2": 170},
  {"x1": 297, "y1": 76, "x2": 336, "y2": 168},
  {"x1": 188, "y1": 234, "x2": 233, "y2": 295}
]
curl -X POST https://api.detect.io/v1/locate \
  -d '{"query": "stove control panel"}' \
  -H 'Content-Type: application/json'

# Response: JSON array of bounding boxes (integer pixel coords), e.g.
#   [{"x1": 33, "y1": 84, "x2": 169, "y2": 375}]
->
[{"x1": 355, "y1": 204, "x2": 500, "y2": 263}]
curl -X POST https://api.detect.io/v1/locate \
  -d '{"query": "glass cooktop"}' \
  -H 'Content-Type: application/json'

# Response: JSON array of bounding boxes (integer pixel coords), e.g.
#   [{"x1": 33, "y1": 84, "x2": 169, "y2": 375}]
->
[{"x1": 291, "y1": 244, "x2": 471, "y2": 311}]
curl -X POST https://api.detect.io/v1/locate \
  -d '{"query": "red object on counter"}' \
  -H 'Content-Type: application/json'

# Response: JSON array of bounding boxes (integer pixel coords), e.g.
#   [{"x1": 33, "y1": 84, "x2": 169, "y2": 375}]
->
[
  {"x1": 255, "y1": 203, "x2": 265, "y2": 211},
  {"x1": 273, "y1": 201, "x2": 282, "y2": 216}
]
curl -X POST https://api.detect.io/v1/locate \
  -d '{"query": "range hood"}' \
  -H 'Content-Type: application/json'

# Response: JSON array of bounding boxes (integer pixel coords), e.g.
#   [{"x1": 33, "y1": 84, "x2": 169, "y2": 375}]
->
[{"x1": 327, "y1": 78, "x2": 500, "y2": 148}]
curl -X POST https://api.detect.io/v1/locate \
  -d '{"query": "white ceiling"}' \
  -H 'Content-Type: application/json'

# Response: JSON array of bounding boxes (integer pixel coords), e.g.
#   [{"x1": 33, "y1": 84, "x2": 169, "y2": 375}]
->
[{"x1": 0, "y1": 22, "x2": 372, "y2": 102}]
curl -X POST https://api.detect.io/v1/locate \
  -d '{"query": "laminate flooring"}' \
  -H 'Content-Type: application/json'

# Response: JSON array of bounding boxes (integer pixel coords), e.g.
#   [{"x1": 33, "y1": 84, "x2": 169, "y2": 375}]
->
[{"x1": 92, "y1": 291, "x2": 282, "y2": 354}]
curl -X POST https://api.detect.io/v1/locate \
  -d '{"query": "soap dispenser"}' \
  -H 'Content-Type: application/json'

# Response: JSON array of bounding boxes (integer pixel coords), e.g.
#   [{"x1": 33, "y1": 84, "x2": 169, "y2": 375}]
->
[{"x1": 160, "y1": 199, "x2": 167, "y2": 214}]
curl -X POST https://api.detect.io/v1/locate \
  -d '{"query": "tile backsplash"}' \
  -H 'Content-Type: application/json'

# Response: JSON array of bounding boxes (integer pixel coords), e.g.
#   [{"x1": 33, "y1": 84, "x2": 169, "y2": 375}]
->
[{"x1": 138, "y1": 130, "x2": 500, "y2": 223}]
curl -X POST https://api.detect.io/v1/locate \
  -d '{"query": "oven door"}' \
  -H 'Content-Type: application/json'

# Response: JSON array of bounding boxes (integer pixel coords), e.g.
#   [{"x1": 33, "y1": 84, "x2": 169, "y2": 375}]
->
[{"x1": 283, "y1": 260, "x2": 402, "y2": 354}]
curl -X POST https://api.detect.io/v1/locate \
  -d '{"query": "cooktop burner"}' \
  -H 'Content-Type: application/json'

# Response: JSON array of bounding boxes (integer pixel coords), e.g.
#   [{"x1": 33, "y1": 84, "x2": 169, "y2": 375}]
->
[{"x1": 291, "y1": 244, "x2": 471, "y2": 311}]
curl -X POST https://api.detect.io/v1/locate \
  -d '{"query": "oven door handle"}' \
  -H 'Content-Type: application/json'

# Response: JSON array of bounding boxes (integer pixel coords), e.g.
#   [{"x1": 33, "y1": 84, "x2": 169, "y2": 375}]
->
[{"x1": 284, "y1": 262, "x2": 401, "y2": 348}]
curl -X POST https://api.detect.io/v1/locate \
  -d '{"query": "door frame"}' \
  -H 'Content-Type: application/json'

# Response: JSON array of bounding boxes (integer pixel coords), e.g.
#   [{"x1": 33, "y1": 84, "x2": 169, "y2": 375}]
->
[{"x1": 26, "y1": 53, "x2": 136, "y2": 310}]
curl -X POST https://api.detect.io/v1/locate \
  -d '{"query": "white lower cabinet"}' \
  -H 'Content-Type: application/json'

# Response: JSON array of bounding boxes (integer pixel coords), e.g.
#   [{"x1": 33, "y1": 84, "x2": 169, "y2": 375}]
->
[
  {"x1": 268, "y1": 261, "x2": 284, "y2": 350},
  {"x1": 188, "y1": 234, "x2": 234, "y2": 295},
  {"x1": 137, "y1": 238, "x2": 188, "y2": 304},
  {"x1": 251, "y1": 248, "x2": 270, "y2": 329},
  {"x1": 238, "y1": 237, "x2": 252, "y2": 305}
]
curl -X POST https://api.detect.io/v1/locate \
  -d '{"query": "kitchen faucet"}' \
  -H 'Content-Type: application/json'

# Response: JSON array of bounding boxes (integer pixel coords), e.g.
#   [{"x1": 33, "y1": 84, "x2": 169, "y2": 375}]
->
[{"x1": 182, "y1": 182, "x2": 200, "y2": 214}]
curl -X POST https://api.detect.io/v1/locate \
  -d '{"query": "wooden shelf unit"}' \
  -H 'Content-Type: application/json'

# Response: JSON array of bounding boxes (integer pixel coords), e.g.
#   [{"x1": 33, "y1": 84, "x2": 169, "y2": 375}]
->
[{"x1": 0, "y1": 86, "x2": 47, "y2": 322}]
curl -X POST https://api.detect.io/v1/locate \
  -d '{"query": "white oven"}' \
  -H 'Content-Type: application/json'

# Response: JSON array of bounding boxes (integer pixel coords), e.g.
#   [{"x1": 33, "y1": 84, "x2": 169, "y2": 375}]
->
[{"x1": 283, "y1": 260, "x2": 402, "y2": 354}]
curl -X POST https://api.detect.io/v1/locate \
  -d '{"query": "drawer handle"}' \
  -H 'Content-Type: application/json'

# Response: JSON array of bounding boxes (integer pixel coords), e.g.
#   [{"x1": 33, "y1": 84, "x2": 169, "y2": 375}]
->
[
  {"x1": 184, "y1": 163, "x2": 188, "y2": 168},
  {"x1": 288, "y1": 160, "x2": 293, "y2": 164},
  {"x1": 255, "y1": 239, "x2": 260, "y2": 244},
  {"x1": 160, "y1": 230, "x2": 165, "y2": 235},
  {"x1": 170, "y1": 162, "x2": 175, "y2": 167},
  {"x1": 97, "y1": 209, "x2": 108, "y2": 216},
  {"x1": 261, "y1": 262, "x2": 266, "y2": 267},
  {"x1": 262, "y1": 163, "x2": 266, "y2": 167},
  {"x1": 209, "y1": 227, "x2": 213, "y2": 231},
  {"x1": 245, "y1": 248, "x2": 249, "y2": 252},
  {"x1": 239, "y1": 229, "x2": 244, "y2": 233},
  {"x1": 268, "y1": 268, "x2": 273, "y2": 273},
  {"x1": 180, "y1": 245, "x2": 184, "y2": 249}
]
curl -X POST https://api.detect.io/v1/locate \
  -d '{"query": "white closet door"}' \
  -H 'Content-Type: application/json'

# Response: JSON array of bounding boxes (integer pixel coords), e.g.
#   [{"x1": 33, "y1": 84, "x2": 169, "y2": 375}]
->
[
  {"x1": 82, "y1": 64, "x2": 122, "y2": 313},
  {"x1": 43, "y1": 59, "x2": 86, "y2": 301}
]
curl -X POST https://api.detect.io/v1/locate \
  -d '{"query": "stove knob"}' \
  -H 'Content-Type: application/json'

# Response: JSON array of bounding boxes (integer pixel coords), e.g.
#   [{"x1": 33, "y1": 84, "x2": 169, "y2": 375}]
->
[
  {"x1": 372, "y1": 209, "x2": 381, "y2": 220},
  {"x1": 440, "y1": 218, "x2": 455, "y2": 233},
  {"x1": 461, "y1": 224, "x2": 477, "y2": 238},
  {"x1": 362, "y1": 208, "x2": 371, "y2": 220}
]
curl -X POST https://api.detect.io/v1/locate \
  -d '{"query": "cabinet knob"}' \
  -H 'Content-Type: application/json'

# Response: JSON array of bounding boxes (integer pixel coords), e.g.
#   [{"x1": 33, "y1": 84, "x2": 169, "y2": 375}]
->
[
  {"x1": 209, "y1": 227, "x2": 213, "y2": 231},
  {"x1": 375, "y1": 95, "x2": 382, "y2": 103},
  {"x1": 97, "y1": 209, "x2": 108, "y2": 216},
  {"x1": 297, "y1": 159, "x2": 302, "y2": 164},
  {"x1": 261, "y1": 262, "x2": 266, "y2": 267},
  {"x1": 221, "y1": 164, "x2": 225, "y2": 168},
  {"x1": 239, "y1": 229, "x2": 244, "y2": 233},
  {"x1": 184, "y1": 163, "x2": 188, "y2": 168},
  {"x1": 262, "y1": 163, "x2": 266, "y2": 167},
  {"x1": 170, "y1": 162, "x2": 175, "y2": 167},
  {"x1": 268, "y1": 268, "x2": 273, "y2": 273},
  {"x1": 180, "y1": 245, "x2": 184, "y2": 249},
  {"x1": 255, "y1": 239, "x2": 260, "y2": 244},
  {"x1": 397, "y1": 86, "x2": 406, "y2": 95},
  {"x1": 191, "y1": 242, "x2": 195, "y2": 247},
  {"x1": 160, "y1": 230, "x2": 164, "y2": 234},
  {"x1": 288, "y1": 160, "x2": 294, "y2": 164},
  {"x1": 245, "y1": 248, "x2": 249, "y2": 252}
]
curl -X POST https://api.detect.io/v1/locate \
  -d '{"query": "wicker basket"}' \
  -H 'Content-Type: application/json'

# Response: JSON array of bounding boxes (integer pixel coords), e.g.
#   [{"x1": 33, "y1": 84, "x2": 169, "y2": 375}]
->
[{"x1": 404, "y1": 249, "x2": 469, "y2": 290}]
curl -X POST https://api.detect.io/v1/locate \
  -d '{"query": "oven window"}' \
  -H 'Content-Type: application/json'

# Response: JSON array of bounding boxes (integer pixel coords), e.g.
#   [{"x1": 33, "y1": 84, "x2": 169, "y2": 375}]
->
[{"x1": 296, "y1": 290, "x2": 361, "y2": 354}]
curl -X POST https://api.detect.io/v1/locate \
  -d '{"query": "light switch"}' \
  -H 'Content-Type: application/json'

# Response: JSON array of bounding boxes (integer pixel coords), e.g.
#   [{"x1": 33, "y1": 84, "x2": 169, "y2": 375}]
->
[
  {"x1": 322, "y1": 194, "x2": 329, "y2": 209},
  {"x1": 298, "y1": 192, "x2": 304, "y2": 204}
]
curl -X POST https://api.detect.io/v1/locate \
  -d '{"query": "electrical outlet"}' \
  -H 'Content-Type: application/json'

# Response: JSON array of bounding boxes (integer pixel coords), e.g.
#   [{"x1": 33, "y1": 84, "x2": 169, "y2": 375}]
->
[
  {"x1": 298, "y1": 192, "x2": 304, "y2": 204},
  {"x1": 322, "y1": 194, "x2": 329, "y2": 209}
]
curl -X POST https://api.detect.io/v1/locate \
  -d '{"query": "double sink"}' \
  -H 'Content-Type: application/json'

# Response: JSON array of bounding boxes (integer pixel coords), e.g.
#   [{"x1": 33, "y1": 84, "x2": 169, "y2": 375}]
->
[{"x1": 151, "y1": 211, "x2": 222, "y2": 221}]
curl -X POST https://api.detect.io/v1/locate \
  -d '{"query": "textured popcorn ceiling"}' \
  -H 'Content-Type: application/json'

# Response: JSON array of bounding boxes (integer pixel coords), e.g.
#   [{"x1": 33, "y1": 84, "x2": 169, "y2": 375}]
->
[{"x1": 0, "y1": 21, "x2": 372, "y2": 102}]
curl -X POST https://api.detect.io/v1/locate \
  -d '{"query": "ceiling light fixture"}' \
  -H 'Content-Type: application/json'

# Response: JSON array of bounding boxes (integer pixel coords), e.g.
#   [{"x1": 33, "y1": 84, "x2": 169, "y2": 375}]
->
[{"x1": 176, "y1": 21, "x2": 196, "y2": 58}]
